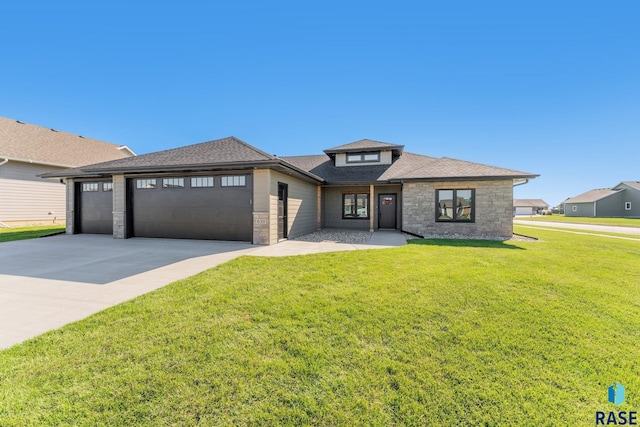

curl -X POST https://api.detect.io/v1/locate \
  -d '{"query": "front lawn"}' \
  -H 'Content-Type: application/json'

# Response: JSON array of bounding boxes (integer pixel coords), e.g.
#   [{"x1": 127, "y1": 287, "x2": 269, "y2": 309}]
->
[
  {"x1": 0, "y1": 229, "x2": 638, "y2": 425},
  {"x1": 516, "y1": 214, "x2": 640, "y2": 228},
  {"x1": 0, "y1": 225, "x2": 65, "y2": 243}
]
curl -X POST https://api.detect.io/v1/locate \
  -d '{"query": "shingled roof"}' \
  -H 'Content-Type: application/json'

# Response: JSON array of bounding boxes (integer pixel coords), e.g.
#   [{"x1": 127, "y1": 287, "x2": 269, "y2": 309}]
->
[
  {"x1": 282, "y1": 152, "x2": 536, "y2": 184},
  {"x1": 0, "y1": 116, "x2": 134, "y2": 167},
  {"x1": 513, "y1": 199, "x2": 549, "y2": 208},
  {"x1": 564, "y1": 188, "x2": 621, "y2": 204},
  {"x1": 323, "y1": 139, "x2": 404, "y2": 155}
]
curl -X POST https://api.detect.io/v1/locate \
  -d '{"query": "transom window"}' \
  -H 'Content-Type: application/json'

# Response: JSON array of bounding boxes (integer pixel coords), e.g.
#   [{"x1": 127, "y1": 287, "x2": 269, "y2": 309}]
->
[
  {"x1": 343, "y1": 193, "x2": 369, "y2": 219},
  {"x1": 221, "y1": 175, "x2": 246, "y2": 187},
  {"x1": 191, "y1": 176, "x2": 214, "y2": 188},
  {"x1": 163, "y1": 178, "x2": 185, "y2": 188},
  {"x1": 625, "y1": 202, "x2": 632, "y2": 211},
  {"x1": 102, "y1": 182, "x2": 113, "y2": 192},
  {"x1": 82, "y1": 183, "x2": 98, "y2": 192},
  {"x1": 436, "y1": 189, "x2": 475, "y2": 222},
  {"x1": 346, "y1": 152, "x2": 380, "y2": 163},
  {"x1": 136, "y1": 179, "x2": 157, "y2": 189}
]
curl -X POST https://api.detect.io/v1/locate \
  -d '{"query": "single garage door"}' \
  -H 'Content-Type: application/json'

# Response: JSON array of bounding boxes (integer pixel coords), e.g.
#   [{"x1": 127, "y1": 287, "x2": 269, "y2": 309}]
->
[
  {"x1": 515, "y1": 207, "x2": 535, "y2": 216},
  {"x1": 130, "y1": 174, "x2": 252, "y2": 241},
  {"x1": 77, "y1": 181, "x2": 113, "y2": 235}
]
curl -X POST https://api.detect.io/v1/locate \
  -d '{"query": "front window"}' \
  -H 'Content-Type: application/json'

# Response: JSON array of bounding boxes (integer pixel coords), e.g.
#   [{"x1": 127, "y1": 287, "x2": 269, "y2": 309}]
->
[
  {"x1": 346, "y1": 152, "x2": 380, "y2": 163},
  {"x1": 436, "y1": 189, "x2": 474, "y2": 222},
  {"x1": 343, "y1": 193, "x2": 369, "y2": 219}
]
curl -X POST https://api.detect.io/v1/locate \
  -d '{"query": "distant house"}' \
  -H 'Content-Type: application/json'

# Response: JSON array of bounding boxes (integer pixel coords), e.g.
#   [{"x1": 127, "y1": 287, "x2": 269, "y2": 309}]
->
[
  {"x1": 0, "y1": 117, "x2": 135, "y2": 226},
  {"x1": 564, "y1": 182, "x2": 640, "y2": 217},
  {"x1": 513, "y1": 199, "x2": 549, "y2": 216},
  {"x1": 44, "y1": 137, "x2": 538, "y2": 243}
]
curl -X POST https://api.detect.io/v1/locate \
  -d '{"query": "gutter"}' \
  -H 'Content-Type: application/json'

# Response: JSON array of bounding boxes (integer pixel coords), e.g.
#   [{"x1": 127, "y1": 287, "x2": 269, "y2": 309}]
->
[
  {"x1": 513, "y1": 179, "x2": 529, "y2": 187},
  {"x1": 0, "y1": 158, "x2": 8, "y2": 167}
]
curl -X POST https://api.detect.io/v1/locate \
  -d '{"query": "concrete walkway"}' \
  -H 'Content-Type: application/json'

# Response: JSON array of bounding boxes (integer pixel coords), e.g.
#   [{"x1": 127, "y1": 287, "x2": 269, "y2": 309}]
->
[
  {"x1": 514, "y1": 220, "x2": 640, "y2": 235},
  {"x1": 0, "y1": 231, "x2": 406, "y2": 350}
]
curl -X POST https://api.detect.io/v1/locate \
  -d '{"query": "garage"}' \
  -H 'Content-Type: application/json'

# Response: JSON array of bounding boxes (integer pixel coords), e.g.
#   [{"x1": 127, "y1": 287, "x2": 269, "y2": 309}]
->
[
  {"x1": 76, "y1": 181, "x2": 113, "y2": 234},
  {"x1": 128, "y1": 174, "x2": 253, "y2": 241}
]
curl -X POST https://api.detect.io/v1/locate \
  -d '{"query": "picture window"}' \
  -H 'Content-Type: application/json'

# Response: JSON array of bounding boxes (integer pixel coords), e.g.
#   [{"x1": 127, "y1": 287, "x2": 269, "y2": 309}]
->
[
  {"x1": 343, "y1": 193, "x2": 369, "y2": 219},
  {"x1": 436, "y1": 189, "x2": 475, "y2": 222}
]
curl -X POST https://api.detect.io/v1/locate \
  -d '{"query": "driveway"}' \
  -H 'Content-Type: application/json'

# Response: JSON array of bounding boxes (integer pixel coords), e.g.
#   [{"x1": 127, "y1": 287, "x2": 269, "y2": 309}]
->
[
  {"x1": 0, "y1": 231, "x2": 406, "y2": 350},
  {"x1": 0, "y1": 234, "x2": 255, "y2": 350},
  {"x1": 513, "y1": 220, "x2": 640, "y2": 235}
]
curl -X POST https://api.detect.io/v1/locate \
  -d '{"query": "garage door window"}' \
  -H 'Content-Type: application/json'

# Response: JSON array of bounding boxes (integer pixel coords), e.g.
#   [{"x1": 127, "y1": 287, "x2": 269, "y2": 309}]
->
[
  {"x1": 191, "y1": 177, "x2": 214, "y2": 188},
  {"x1": 103, "y1": 182, "x2": 113, "y2": 192},
  {"x1": 136, "y1": 179, "x2": 157, "y2": 189},
  {"x1": 82, "y1": 183, "x2": 99, "y2": 192},
  {"x1": 163, "y1": 178, "x2": 185, "y2": 188},
  {"x1": 221, "y1": 176, "x2": 246, "y2": 187}
]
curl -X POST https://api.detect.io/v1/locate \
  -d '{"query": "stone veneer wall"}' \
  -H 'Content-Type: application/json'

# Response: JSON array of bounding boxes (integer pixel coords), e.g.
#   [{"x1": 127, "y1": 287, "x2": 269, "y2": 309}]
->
[
  {"x1": 402, "y1": 180, "x2": 514, "y2": 238},
  {"x1": 112, "y1": 174, "x2": 126, "y2": 238},
  {"x1": 65, "y1": 178, "x2": 75, "y2": 234}
]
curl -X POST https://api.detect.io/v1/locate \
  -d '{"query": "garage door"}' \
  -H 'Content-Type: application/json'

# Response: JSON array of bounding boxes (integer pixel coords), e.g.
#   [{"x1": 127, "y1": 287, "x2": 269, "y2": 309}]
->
[
  {"x1": 130, "y1": 175, "x2": 252, "y2": 241},
  {"x1": 78, "y1": 181, "x2": 113, "y2": 235},
  {"x1": 515, "y1": 207, "x2": 534, "y2": 216}
]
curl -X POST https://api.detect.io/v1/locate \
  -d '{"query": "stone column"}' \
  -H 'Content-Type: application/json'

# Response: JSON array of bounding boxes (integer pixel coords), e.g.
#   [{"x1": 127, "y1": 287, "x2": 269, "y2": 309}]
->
[
  {"x1": 65, "y1": 178, "x2": 75, "y2": 234},
  {"x1": 112, "y1": 175, "x2": 127, "y2": 239}
]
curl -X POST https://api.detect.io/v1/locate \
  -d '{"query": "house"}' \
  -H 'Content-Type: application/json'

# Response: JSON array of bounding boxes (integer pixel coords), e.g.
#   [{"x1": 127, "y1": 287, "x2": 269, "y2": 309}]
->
[
  {"x1": 513, "y1": 199, "x2": 549, "y2": 216},
  {"x1": 43, "y1": 137, "x2": 538, "y2": 244},
  {"x1": 564, "y1": 182, "x2": 640, "y2": 217},
  {"x1": 0, "y1": 116, "x2": 135, "y2": 226}
]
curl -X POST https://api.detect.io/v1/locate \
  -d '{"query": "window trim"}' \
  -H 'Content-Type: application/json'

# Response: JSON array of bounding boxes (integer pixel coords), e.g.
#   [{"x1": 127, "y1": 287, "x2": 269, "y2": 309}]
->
[
  {"x1": 435, "y1": 189, "x2": 475, "y2": 223},
  {"x1": 221, "y1": 175, "x2": 246, "y2": 187},
  {"x1": 342, "y1": 193, "x2": 370, "y2": 219},
  {"x1": 82, "y1": 183, "x2": 99, "y2": 192},
  {"x1": 136, "y1": 178, "x2": 157, "y2": 189},
  {"x1": 190, "y1": 176, "x2": 215, "y2": 188},
  {"x1": 346, "y1": 152, "x2": 381, "y2": 164},
  {"x1": 162, "y1": 177, "x2": 185, "y2": 189}
]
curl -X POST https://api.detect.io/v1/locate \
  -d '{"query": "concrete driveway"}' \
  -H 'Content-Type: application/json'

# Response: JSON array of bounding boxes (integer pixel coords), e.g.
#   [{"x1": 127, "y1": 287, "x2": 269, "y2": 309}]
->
[{"x1": 0, "y1": 234, "x2": 255, "y2": 350}]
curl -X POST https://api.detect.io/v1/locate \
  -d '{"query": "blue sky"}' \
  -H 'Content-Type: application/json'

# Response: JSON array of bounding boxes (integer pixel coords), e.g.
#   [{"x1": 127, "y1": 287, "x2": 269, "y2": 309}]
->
[{"x1": 2, "y1": 1, "x2": 639, "y2": 206}]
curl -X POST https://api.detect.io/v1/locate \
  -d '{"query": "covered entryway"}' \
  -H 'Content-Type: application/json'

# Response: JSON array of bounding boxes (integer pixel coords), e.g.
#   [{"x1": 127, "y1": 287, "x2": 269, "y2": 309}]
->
[
  {"x1": 128, "y1": 174, "x2": 253, "y2": 241},
  {"x1": 378, "y1": 193, "x2": 397, "y2": 229},
  {"x1": 76, "y1": 181, "x2": 113, "y2": 235}
]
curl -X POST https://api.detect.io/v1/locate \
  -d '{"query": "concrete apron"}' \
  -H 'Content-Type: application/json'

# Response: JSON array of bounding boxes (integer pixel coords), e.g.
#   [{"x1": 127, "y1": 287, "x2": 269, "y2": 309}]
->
[{"x1": 0, "y1": 231, "x2": 406, "y2": 350}]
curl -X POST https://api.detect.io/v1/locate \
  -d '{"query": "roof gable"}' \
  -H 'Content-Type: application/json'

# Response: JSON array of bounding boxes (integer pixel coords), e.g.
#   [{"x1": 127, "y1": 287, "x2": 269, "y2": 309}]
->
[
  {"x1": 323, "y1": 139, "x2": 404, "y2": 155},
  {"x1": 0, "y1": 116, "x2": 134, "y2": 167},
  {"x1": 614, "y1": 181, "x2": 640, "y2": 192}
]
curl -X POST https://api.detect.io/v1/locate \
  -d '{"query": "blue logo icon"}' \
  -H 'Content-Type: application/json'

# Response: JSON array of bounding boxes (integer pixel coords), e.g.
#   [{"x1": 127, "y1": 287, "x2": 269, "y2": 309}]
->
[{"x1": 608, "y1": 382, "x2": 625, "y2": 406}]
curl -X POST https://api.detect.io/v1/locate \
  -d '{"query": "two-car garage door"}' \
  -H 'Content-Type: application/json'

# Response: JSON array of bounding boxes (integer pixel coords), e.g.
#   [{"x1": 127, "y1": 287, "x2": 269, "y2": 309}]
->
[{"x1": 77, "y1": 174, "x2": 252, "y2": 241}]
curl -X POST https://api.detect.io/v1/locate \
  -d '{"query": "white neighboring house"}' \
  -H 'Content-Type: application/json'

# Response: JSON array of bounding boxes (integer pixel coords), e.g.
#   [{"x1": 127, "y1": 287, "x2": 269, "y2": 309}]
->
[
  {"x1": 0, "y1": 116, "x2": 135, "y2": 226},
  {"x1": 513, "y1": 199, "x2": 549, "y2": 216}
]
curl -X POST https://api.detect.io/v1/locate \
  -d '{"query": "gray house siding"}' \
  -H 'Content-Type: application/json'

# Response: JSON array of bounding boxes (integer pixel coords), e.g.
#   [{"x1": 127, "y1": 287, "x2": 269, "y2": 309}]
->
[
  {"x1": 402, "y1": 180, "x2": 513, "y2": 238},
  {"x1": 269, "y1": 170, "x2": 318, "y2": 241},
  {"x1": 322, "y1": 186, "x2": 370, "y2": 230},
  {"x1": 616, "y1": 183, "x2": 640, "y2": 217},
  {"x1": 0, "y1": 160, "x2": 67, "y2": 223},
  {"x1": 564, "y1": 202, "x2": 595, "y2": 217},
  {"x1": 594, "y1": 191, "x2": 626, "y2": 217}
]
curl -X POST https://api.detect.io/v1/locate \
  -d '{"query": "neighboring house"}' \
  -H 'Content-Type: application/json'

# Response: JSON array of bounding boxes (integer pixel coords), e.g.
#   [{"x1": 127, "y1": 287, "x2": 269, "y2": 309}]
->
[
  {"x1": 0, "y1": 117, "x2": 136, "y2": 226},
  {"x1": 564, "y1": 182, "x2": 640, "y2": 217},
  {"x1": 44, "y1": 137, "x2": 538, "y2": 244},
  {"x1": 513, "y1": 199, "x2": 549, "y2": 216}
]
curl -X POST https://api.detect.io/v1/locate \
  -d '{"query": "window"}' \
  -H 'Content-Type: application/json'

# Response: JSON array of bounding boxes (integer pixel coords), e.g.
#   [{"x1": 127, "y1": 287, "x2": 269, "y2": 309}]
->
[
  {"x1": 136, "y1": 179, "x2": 157, "y2": 189},
  {"x1": 163, "y1": 178, "x2": 184, "y2": 188},
  {"x1": 625, "y1": 202, "x2": 632, "y2": 211},
  {"x1": 103, "y1": 182, "x2": 113, "y2": 192},
  {"x1": 346, "y1": 152, "x2": 380, "y2": 163},
  {"x1": 436, "y1": 189, "x2": 474, "y2": 222},
  {"x1": 572, "y1": 206, "x2": 577, "y2": 212},
  {"x1": 191, "y1": 176, "x2": 214, "y2": 188},
  {"x1": 343, "y1": 193, "x2": 369, "y2": 219},
  {"x1": 82, "y1": 183, "x2": 98, "y2": 192},
  {"x1": 221, "y1": 175, "x2": 246, "y2": 187}
]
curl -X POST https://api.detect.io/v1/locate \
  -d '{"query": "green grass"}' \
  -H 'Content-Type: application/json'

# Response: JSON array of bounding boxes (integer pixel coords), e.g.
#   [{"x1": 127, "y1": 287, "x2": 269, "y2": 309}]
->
[
  {"x1": 516, "y1": 214, "x2": 640, "y2": 228},
  {"x1": 0, "y1": 225, "x2": 65, "y2": 242},
  {"x1": 1, "y1": 229, "x2": 639, "y2": 425}
]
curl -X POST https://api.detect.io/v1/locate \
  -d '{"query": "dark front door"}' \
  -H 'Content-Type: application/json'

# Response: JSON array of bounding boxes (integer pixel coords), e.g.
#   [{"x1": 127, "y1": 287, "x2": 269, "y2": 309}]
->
[
  {"x1": 378, "y1": 194, "x2": 397, "y2": 229},
  {"x1": 278, "y1": 183, "x2": 288, "y2": 240}
]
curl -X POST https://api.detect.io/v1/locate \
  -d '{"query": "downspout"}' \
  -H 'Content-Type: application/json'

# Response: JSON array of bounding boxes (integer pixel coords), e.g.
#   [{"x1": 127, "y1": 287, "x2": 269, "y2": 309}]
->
[
  {"x1": 0, "y1": 159, "x2": 8, "y2": 227},
  {"x1": 513, "y1": 179, "x2": 529, "y2": 187}
]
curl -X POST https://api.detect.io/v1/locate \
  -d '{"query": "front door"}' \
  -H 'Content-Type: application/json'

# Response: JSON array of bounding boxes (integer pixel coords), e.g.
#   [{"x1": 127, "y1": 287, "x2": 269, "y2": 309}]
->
[
  {"x1": 278, "y1": 183, "x2": 288, "y2": 240},
  {"x1": 378, "y1": 194, "x2": 397, "y2": 229}
]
